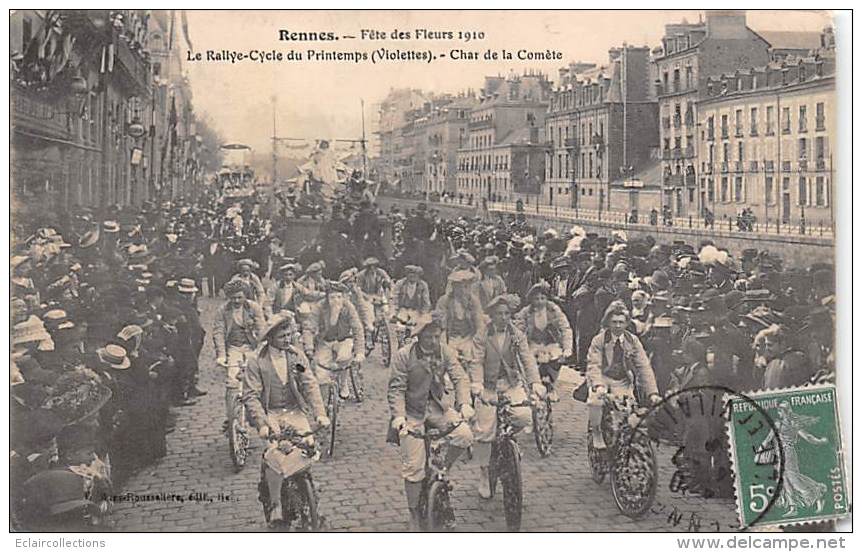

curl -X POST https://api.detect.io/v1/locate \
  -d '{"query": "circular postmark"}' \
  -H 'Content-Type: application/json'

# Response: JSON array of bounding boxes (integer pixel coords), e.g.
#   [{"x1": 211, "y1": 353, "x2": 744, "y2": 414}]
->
[{"x1": 611, "y1": 385, "x2": 786, "y2": 531}]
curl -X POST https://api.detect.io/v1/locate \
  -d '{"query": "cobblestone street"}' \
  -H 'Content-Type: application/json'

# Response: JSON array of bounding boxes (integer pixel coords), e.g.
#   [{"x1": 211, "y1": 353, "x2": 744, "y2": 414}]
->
[{"x1": 110, "y1": 297, "x2": 739, "y2": 532}]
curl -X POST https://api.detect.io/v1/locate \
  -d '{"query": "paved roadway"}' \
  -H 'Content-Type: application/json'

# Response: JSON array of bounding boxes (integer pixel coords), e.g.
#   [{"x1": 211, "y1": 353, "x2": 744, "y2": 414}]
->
[{"x1": 110, "y1": 297, "x2": 739, "y2": 532}]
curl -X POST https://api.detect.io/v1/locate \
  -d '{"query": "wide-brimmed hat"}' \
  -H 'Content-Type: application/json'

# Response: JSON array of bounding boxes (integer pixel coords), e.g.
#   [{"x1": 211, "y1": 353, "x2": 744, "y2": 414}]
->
[
  {"x1": 486, "y1": 293, "x2": 520, "y2": 312},
  {"x1": 13, "y1": 315, "x2": 52, "y2": 346},
  {"x1": 278, "y1": 262, "x2": 302, "y2": 274},
  {"x1": 97, "y1": 344, "x2": 131, "y2": 370},
  {"x1": 327, "y1": 281, "x2": 349, "y2": 294},
  {"x1": 177, "y1": 278, "x2": 199, "y2": 293},
  {"x1": 362, "y1": 257, "x2": 380, "y2": 268},
  {"x1": 222, "y1": 278, "x2": 248, "y2": 296},
  {"x1": 78, "y1": 228, "x2": 100, "y2": 249},
  {"x1": 411, "y1": 312, "x2": 445, "y2": 337},
  {"x1": 236, "y1": 258, "x2": 258, "y2": 269},
  {"x1": 42, "y1": 309, "x2": 69, "y2": 329},
  {"x1": 527, "y1": 281, "x2": 552, "y2": 300},
  {"x1": 262, "y1": 311, "x2": 298, "y2": 341},
  {"x1": 305, "y1": 262, "x2": 323, "y2": 273},
  {"x1": 404, "y1": 265, "x2": 424, "y2": 276},
  {"x1": 11, "y1": 255, "x2": 30, "y2": 270},
  {"x1": 448, "y1": 269, "x2": 475, "y2": 284},
  {"x1": 102, "y1": 221, "x2": 120, "y2": 234},
  {"x1": 339, "y1": 268, "x2": 359, "y2": 283},
  {"x1": 480, "y1": 255, "x2": 500, "y2": 268}
]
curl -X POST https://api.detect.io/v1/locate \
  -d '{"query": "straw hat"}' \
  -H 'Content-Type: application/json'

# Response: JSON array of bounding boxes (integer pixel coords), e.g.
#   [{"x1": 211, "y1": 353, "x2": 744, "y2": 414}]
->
[
  {"x1": 13, "y1": 315, "x2": 52, "y2": 346},
  {"x1": 97, "y1": 344, "x2": 131, "y2": 370},
  {"x1": 177, "y1": 278, "x2": 199, "y2": 293}
]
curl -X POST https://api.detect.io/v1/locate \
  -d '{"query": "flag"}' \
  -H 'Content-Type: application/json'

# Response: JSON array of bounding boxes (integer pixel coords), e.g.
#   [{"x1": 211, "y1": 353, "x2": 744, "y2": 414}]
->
[{"x1": 181, "y1": 10, "x2": 193, "y2": 51}]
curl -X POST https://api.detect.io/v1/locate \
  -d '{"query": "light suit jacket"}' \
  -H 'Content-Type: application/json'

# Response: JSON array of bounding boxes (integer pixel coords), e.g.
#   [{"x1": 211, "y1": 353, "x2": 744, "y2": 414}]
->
[
  {"x1": 586, "y1": 328, "x2": 658, "y2": 398},
  {"x1": 242, "y1": 343, "x2": 327, "y2": 428},
  {"x1": 212, "y1": 300, "x2": 266, "y2": 358},
  {"x1": 387, "y1": 342, "x2": 471, "y2": 420},
  {"x1": 472, "y1": 324, "x2": 541, "y2": 390}
]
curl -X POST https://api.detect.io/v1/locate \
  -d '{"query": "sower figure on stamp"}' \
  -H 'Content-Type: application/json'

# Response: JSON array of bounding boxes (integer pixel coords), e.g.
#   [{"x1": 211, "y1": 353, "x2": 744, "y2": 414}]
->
[{"x1": 387, "y1": 313, "x2": 474, "y2": 531}]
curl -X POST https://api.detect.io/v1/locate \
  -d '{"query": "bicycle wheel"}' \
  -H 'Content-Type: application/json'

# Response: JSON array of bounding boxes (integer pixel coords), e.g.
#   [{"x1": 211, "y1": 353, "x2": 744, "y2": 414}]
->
[
  {"x1": 532, "y1": 399, "x2": 553, "y2": 457},
  {"x1": 587, "y1": 430, "x2": 607, "y2": 484},
  {"x1": 610, "y1": 427, "x2": 658, "y2": 519},
  {"x1": 349, "y1": 362, "x2": 365, "y2": 403},
  {"x1": 379, "y1": 322, "x2": 395, "y2": 368},
  {"x1": 499, "y1": 440, "x2": 523, "y2": 532},
  {"x1": 283, "y1": 472, "x2": 320, "y2": 531},
  {"x1": 426, "y1": 480, "x2": 455, "y2": 532},
  {"x1": 326, "y1": 385, "x2": 338, "y2": 458},
  {"x1": 228, "y1": 399, "x2": 249, "y2": 472}
]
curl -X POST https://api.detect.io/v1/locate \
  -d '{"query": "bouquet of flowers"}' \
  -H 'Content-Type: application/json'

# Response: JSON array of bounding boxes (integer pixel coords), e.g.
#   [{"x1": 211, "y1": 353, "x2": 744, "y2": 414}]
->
[{"x1": 42, "y1": 367, "x2": 111, "y2": 425}]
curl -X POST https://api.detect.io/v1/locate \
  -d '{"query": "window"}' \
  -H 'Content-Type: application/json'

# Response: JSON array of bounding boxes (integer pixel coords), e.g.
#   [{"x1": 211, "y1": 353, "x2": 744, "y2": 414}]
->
[
  {"x1": 722, "y1": 142, "x2": 730, "y2": 163},
  {"x1": 735, "y1": 176, "x2": 744, "y2": 202},
  {"x1": 685, "y1": 66, "x2": 693, "y2": 89},
  {"x1": 798, "y1": 137, "x2": 808, "y2": 160},
  {"x1": 737, "y1": 141, "x2": 744, "y2": 162},
  {"x1": 721, "y1": 114, "x2": 729, "y2": 139},
  {"x1": 765, "y1": 175, "x2": 774, "y2": 205},
  {"x1": 707, "y1": 115, "x2": 715, "y2": 139},
  {"x1": 708, "y1": 178, "x2": 715, "y2": 202},
  {"x1": 766, "y1": 105, "x2": 775, "y2": 135},
  {"x1": 798, "y1": 177, "x2": 807, "y2": 206},
  {"x1": 799, "y1": 105, "x2": 808, "y2": 132},
  {"x1": 735, "y1": 109, "x2": 743, "y2": 136},
  {"x1": 816, "y1": 176, "x2": 826, "y2": 206},
  {"x1": 816, "y1": 102, "x2": 826, "y2": 130},
  {"x1": 750, "y1": 107, "x2": 758, "y2": 135},
  {"x1": 782, "y1": 107, "x2": 791, "y2": 133},
  {"x1": 673, "y1": 68, "x2": 681, "y2": 92},
  {"x1": 721, "y1": 176, "x2": 729, "y2": 202}
]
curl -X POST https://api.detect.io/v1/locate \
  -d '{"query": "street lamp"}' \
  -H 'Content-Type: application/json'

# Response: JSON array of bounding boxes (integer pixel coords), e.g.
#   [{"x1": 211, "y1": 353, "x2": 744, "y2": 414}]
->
[{"x1": 127, "y1": 116, "x2": 146, "y2": 139}]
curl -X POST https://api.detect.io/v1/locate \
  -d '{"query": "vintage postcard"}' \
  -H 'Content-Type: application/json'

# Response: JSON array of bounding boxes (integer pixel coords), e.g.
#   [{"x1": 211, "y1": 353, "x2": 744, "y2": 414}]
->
[{"x1": 8, "y1": 8, "x2": 849, "y2": 536}]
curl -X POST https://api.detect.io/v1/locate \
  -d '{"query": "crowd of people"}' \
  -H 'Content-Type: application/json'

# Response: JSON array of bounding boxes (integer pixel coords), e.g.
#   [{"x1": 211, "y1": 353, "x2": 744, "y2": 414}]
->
[{"x1": 11, "y1": 185, "x2": 836, "y2": 530}]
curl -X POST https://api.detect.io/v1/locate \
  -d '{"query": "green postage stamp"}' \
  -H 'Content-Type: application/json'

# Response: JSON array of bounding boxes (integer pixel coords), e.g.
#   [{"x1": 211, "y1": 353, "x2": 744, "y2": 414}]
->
[{"x1": 726, "y1": 385, "x2": 849, "y2": 528}]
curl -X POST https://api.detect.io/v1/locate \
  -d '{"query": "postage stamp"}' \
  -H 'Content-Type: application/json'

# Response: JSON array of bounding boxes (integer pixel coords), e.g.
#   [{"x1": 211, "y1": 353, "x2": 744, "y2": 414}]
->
[{"x1": 726, "y1": 385, "x2": 849, "y2": 528}]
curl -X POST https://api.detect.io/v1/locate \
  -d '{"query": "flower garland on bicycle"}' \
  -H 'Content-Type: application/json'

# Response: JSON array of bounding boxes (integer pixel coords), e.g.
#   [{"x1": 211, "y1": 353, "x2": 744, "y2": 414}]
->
[
  {"x1": 513, "y1": 281, "x2": 573, "y2": 402},
  {"x1": 586, "y1": 300, "x2": 661, "y2": 450},
  {"x1": 241, "y1": 313, "x2": 330, "y2": 524},
  {"x1": 472, "y1": 294, "x2": 545, "y2": 499},
  {"x1": 387, "y1": 313, "x2": 474, "y2": 530}
]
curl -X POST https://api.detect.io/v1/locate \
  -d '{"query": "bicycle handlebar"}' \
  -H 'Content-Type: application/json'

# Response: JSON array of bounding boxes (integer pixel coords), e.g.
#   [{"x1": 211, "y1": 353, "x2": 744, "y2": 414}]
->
[{"x1": 405, "y1": 420, "x2": 464, "y2": 440}]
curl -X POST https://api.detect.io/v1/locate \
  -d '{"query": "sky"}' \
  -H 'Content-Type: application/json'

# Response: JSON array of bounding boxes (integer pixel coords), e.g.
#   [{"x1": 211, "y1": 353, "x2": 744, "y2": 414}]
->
[{"x1": 181, "y1": 10, "x2": 832, "y2": 161}]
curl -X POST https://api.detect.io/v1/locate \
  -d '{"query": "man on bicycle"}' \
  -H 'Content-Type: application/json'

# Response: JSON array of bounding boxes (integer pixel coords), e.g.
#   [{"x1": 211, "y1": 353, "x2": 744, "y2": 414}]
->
[
  {"x1": 356, "y1": 256, "x2": 393, "y2": 342},
  {"x1": 212, "y1": 278, "x2": 266, "y2": 430},
  {"x1": 296, "y1": 262, "x2": 328, "y2": 355},
  {"x1": 391, "y1": 265, "x2": 431, "y2": 324},
  {"x1": 586, "y1": 300, "x2": 660, "y2": 450},
  {"x1": 266, "y1": 262, "x2": 303, "y2": 318},
  {"x1": 436, "y1": 270, "x2": 485, "y2": 374},
  {"x1": 472, "y1": 294, "x2": 545, "y2": 499},
  {"x1": 232, "y1": 258, "x2": 267, "y2": 307},
  {"x1": 387, "y1": 313, "x2": 474, "y2": 530},
  {"x1": 308, "y1": 282, "x2": 366, "y2": 400},
  {"x1": 242, "y1": 312, "x2": 330, "y2": 525},
  {"x1": 338, "y1": 268, "x2": 375, "y2": 338}
]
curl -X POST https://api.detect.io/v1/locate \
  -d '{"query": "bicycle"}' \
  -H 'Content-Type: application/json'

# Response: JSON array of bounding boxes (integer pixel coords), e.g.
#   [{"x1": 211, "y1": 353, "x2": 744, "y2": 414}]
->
[
  {"x1": 318, "y1": 360, "x2": 357, "y2": 458},
  {"x1": 404, "y1": 421, "x2": 464, "y2": 531},
  {"x1": 367, "y1": 296, "x2": 396, "y2": 368},
  {"x1": 587, "y1": 392, "x2": 658, "y2": 519},
  {"x1": 476, "y1": 392, "x2": 533, "y2": 532},
  {"x1": 258, "y1": 425, "x2": 326, "y2": 531},
  {"x1": 531, "y1": 361, "x2": 559, "y2": 458},
  {"x1": 391, "y1": 311, "x2": 417, "y2": 349},
  {"x1": 220, "y1": 354, "x2": 250, "y2": 472}
]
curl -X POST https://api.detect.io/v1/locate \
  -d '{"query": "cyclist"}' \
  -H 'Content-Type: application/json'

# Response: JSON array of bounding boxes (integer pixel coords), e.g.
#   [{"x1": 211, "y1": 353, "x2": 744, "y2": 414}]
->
[
  {"x1": 242, "y1": 312, "x2": 330, "y2": 525},
  {"x1": 356, "y1": 257, "x2": 393, "y2": 345},
  {"x1": 337, "y1": 268, "x2": 375, "y2": 339},
  {"x1": 436, "y1": 270, "x2": 485, "y2": 376},
  {"x1": 266, "y1": 262, "x2": 303, "y2": 319},
  {"x1": 212, "y1": 278, "x2": 266, "y2": 430},
  {"x1": 473, "y1": 255, "x2": 507, "y2": 310},
  {"x1": 391, "y1": 265, "x2": 432, "y2": 324},
  {"x1": 295, "y1": 262, "x2": 328, "y2": 355},
  {"x1": 307, "y1": 282, "x2": 366, "y2": 400},
  {"x1": 586, "y1": 300, "x2": 661, "y2": 450},
  {"x1": 387, "y1": 313, "x2": 474, "y2": 530},
  {"x1": 232, "y1": 259, "x2": 267, "y2": 307},
  {"x1": 513, "y1": 281, "x2": 573, "y2": 402},
  {"x1": 472, "y1": 294, "x2": 545, "y2": 499}
]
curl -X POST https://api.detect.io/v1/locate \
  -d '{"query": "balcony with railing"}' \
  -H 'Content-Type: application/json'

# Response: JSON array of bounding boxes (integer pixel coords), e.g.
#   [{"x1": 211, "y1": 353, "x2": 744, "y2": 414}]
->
[
  {"x1": 734, "y1": 125, "x2": 744, "y2": 138},
  {"x1": 750, "y1": 124, "x2": 759, "y2": 137},
  {"x1": 720, "y1": 161, "x2": 729, "y2": 173},
  {"x1": 673, "y1": 114, "x2": 682, "y2": 129},
  {"x1": 683, "y1": 145, "x2": 694, "y2": 158},
  {"x1": 816, "y1": 158, "x2": 827, "y2": 171},
  {"x1": 734, "y1": 161, "x2": 744, "y2": 173},
  {"x1": 749, "y1": 160, "x2": 759, "y2": 173},
  {"x1": 816, "y1": 116, "x2": 826, "y2": 131},
  {"x1": 564, "y1": 137, "x2": 577, "y2": 148},
  {"x1": 721, "y1": 126, "x2": 729, "y2": 140},
  {"x1": 764, "y1": 160, "x2": 775, "y2": 172},
  {"x1": 782, "y1": 160, "x2": 792, "y2": 172}
]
